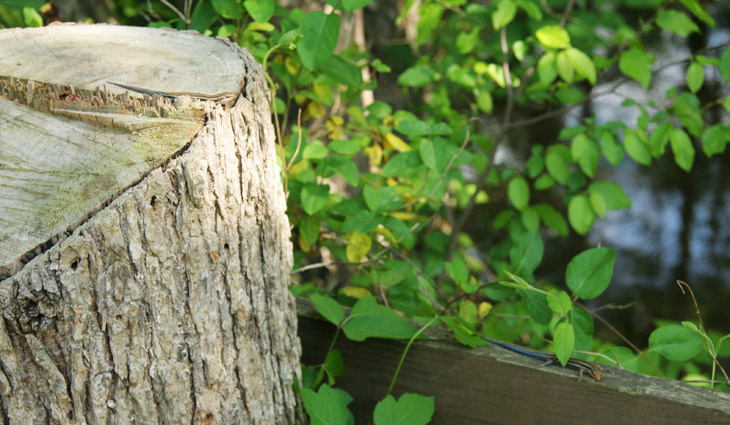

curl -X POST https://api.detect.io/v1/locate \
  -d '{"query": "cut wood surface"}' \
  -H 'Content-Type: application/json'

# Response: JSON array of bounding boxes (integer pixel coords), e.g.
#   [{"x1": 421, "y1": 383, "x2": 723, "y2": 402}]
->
[
  {"x1": 297, "y1": 298, "x2": 730, "y2": 425},
  {"x1": 0, "y1": 23, "x2": 244, "y2": 279},
  {"x1": 0, "y1": 24, "x2": 302, "y2": 424}
]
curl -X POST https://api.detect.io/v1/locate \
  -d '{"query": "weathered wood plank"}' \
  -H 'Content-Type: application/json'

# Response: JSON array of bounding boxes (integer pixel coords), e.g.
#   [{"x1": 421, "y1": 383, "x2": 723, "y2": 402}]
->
[{"x1": 297, "y1": 299, "x2": 730, "y2": 424}]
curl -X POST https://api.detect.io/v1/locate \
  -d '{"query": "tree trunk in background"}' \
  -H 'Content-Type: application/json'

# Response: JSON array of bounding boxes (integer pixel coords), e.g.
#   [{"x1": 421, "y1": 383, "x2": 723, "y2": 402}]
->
[{"x1": 0, "y1": 24, "x2": 302, "y2": 424}]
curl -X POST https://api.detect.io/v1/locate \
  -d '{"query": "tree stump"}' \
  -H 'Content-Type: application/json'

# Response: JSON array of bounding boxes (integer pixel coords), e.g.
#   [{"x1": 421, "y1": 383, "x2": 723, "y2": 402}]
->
[{"x1": 0, "y1": 24, "x2": 302, "y2": 424}]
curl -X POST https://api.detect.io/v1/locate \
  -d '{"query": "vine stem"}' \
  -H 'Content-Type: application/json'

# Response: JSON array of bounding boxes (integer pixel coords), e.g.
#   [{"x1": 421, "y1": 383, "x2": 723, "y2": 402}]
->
[{"x1": 385, "y1": 316, "x2": 439, "y2": 398}]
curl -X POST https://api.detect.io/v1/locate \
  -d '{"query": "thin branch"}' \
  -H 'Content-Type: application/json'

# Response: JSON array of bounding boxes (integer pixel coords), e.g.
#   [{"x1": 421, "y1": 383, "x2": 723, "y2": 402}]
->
[
  {"x1": 576, "y1": 302, "x2": 665, "y2": 378},
  {"x1": 159, "y1": 0, "x2": 188, "y2": 24},
  {"x1": 676, "y1": 280, "x2": 730, "y2": 385}
]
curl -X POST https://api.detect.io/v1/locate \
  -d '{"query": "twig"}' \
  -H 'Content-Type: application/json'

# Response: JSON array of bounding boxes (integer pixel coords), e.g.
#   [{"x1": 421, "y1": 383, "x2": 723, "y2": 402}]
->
[
  {"x1": 576, "y1": 302, "x2": 665, "y2": 378},
  {"x1": 285, "y1": 109, "x2": 303, "y2": 173},
  {"x1": 676, "y1": 280, "x2": 730, "y2": 385},
  {"x1": 159, "y1": 0, "x2": 188, "y2": 25}
]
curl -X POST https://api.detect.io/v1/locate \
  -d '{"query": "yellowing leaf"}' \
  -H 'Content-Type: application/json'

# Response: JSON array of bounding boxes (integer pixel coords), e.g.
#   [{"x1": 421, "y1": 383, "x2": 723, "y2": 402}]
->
[
  {"x1": 304, "y1": 101, "x2": 326, "y2": 119},
  {"x1": 341, "y1": 286, "x2": 372, "y2": 299},
  {"x1": 346, "y1": 232, "x2": 372, "y2": 262},
  {"x1": 388, "y1": 211, "x2": 418, "y2": 221},
  {"x1": 287, "y1": 158, "x2": 310, "y2": 175},
  {"x1": 374, "y1": 225, "x2": 396, "y2": 244},
  {"x1": 384, "y1": 133, "x2": 412, "y2": 152},
  {"x1": 478, "y1": 301, "x2": 493, "y2": 318},
  {"x1": 285, "y1": 56, "x2": 298, "y2": 74},
  {"x1": 298, "y1": 234, "x2": 312, "y2": 251},
  {"x1": 364, "y1": 144, "x2": 383, "y2": 166}
]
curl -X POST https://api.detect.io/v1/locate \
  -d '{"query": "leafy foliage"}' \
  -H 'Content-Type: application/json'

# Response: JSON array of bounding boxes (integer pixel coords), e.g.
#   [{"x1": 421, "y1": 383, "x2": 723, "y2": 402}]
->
[{"x1": 5, "y1": 0, "x2": 730, "y2": 421}]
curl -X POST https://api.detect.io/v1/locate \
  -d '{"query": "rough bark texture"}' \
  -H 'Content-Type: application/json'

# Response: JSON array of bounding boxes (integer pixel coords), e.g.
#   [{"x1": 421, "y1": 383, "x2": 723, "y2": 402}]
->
[{"x1": 0, "y1": 26, "x2": 302, "y2": 424}]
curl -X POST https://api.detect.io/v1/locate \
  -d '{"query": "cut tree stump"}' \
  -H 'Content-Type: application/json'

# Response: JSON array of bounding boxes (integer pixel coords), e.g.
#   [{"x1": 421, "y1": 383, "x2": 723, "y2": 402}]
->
[{"x1": 0, "y1": 24, "x2": 302, "y2": 424}]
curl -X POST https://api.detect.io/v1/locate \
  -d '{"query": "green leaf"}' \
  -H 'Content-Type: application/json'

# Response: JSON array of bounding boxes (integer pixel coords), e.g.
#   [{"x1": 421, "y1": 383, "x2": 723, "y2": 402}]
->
[
  {"x1": 720, "y1": 49, "x2": 730, "y2": 82},
  {"x1": 702, "y1": 124, "x2": 730, "y2": 157},
  {"x1": 555, "y1": 87, "x2": 584, "y2": 104},
  {"x1": 547, "y1": 289, "x2": 572, "y2": 315},
  {"x1": 302, "y1": 183, "x2": 330, "y2": 215},
  {"x1": 300, "y1": 214, "x2": 321, "y2": 245},
  {"x1": 534, "y1": 203, "x2": 568, "y2": 236},
  {"x1": 521, "y1": 207, "x2": 540, "y2": 232},
  {"x1": 304, "y1": 140, "x2": 330, "y2": 159},
  {"x1": 619, "y1": 49, "x2": 654, "y2": 89},
  {"x1": 554, "y1": 322, "x2": 575, "y2": 367},
  {"x1": 565, "y1": 247, "x2": 615, "y2": 299},
  {"x1": 669, "y1": 128, "x2": 695, "y2": 172},
  {"x1": 510, "y1": 231, "x2": 544, "y2": 275},
  {"x1": 492, "y1": 0, "x2": 517, "y2": 30},
  {"x1": 299, "y1": 12, "x2": 340, "y2": 70},
  {"x1": 686, "y1": 62, "x2": 704, "y2": 93},
  {"x1": 536, "y1": 25, "x2": 571, "y2": 49},
  {"x1": 343, "y1": 0, "x2": 374, "y2": 11},
  {"x1": 556, "y1": 50, "x2": 574, "y2": 83},
  {"x1": 566, "y1": 48, "x2": 596, "y2": 85},
  {"x1": 475, "y1": 89, "x2": 494, "y2": 114},
  {"x1": 568, "y1": 195, "x2": 595, "y2": 235},
  {"x1": 519, "y1": 289, "x2": 551, "y2": 324},
  {"x1": 191, "y1": 1, "x2": 218, "y2": 32},
  {"x1": 396, "y1": 119, "x2": 430, "y2": 136},
  {"x1": 588, "y1": 181, "x2": 631, "y2": 216},
  {"x1": 382, "y1": 151, "x2": 422, "y2": 177},
  {"x1": 534, "y1": 174, "x2": 555, "y2": 190},
  {"x1": 624, "y1": 129, "x2": 652, "y2": 166},
  {"x1": 674, "y1": 93, "x2": 704, "y2": 137},
  {"x1": 212, "y1": 0, "x2": 244, "y2": 19},
  {"x1": 648, "y1": 121, "x2": 672, "y2": 157},
  {"x1": 600, "y1": 131, "x2": 624, "y2": 166},
  {"x1": 457, "y1": 27, "x2": 480, "y2": 54},
  {"x1": 441, "y1": 316, "x2": 488, "y2": 348},
  {"x1": 323, "y1": 350, "x2": 345, "y2": 383},
  {"x1": 507, "y1": 176, "x2": 529, "y2": 210},
  {"x1": 343, "y1": 296, "x2": 417, "y2": 341},
  {"x1": 22, "y1": 7, "x2": 42, "y2": 27},
  {"x1": 244, "y1": 0, "x2": 274, "y2": 22},
  {"x1": 571, "y1": 134, "x2": 599, "y2": 178},
  {"x1": 419, "y1": 138, "x2": 450, "y2": 172},
  {"x1": 546, "y1": 145, "x2": 571, "y2": 184},
  {"x1": 374, "y1": 394, "x2": 435, "y2": 425},
  {"x1": 397, "y1": 64, "x2": 435, "y2": 88},
  {"x1": 517, "y1": 0, "x2": 542, "y2": 20},
  {"x1": 319, "y1": 55, "x2": 363, "y2": 87},
  {"x1": 363, "y1": 186, "x2": 402, "y2": 213},
  {"x1": 329, "y1": 140, "x2": 360, "y2": 155},
  {"x1": 322, "y1": 156, "x2": 360, "y2": 186},
  {"x1": 342, "y1": 211, "x2": 383, "y2": 233},
  {"x1": 656, "y1": 10, "x2": 699, "y2": 37},
  {"x1": 677, "y1": 0, "x2": 715, "y2": 26},
  {"x1": 310, "y1": 293, "x2": 345, "y2": 326},
  {"x1": 537, "y1": 51, "x2": 558, "y2": 86},
  {"x1": 445, "y1": 255, "x2": 469, "y2": 284},
  {"x1": 648, "y1": 325, "x2": 704, "y2": 361},
  {"x1": 300, "y1": 385, "x2": 352, "y2": 425}
]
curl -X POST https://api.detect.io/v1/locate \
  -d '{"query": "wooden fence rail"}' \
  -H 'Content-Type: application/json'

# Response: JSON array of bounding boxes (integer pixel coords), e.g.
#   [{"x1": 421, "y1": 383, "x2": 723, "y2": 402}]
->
[{"x1": 297, "y1": 298, "x2": 730, "y2": 425}]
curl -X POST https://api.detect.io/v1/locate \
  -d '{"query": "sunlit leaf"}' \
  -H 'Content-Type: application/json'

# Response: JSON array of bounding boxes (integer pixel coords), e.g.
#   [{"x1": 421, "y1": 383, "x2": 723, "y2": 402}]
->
[
  {"x1": 648, "y1": 325, "x2": 704, "y2": 361},
  {"x1": 554, "y1": 322, "x2": 575, "y2": 367},
  {"x1": 568, "y1": 195, "x2": 595, "y2": 235},
  {"x1": 507, "y1": 176, "x2": 529, "y2": 210},
  {"x1": 536, "y1": 25, "x2": 571, "y2": 49},
  {"x1": 492, "y1": 0, "x2": 517, "y2": 30},
  {"x1": 669, "y1": 128, "x2": 695, "y2": 172},
  {"x1": 374, "y1": 394, "x2": 435, "y2": 425},
  {"x1": 566, "y1": 247, "x2": 615, "y2": 299},
  {"x1": 619, "y1": 49, "x2": 654, "y2": 89}
]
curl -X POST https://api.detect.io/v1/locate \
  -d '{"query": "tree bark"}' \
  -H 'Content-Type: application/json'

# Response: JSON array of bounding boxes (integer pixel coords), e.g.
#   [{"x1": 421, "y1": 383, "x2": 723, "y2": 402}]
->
[{"x1": 0, "y1": 24, "x2": 302, "y2": 424}]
